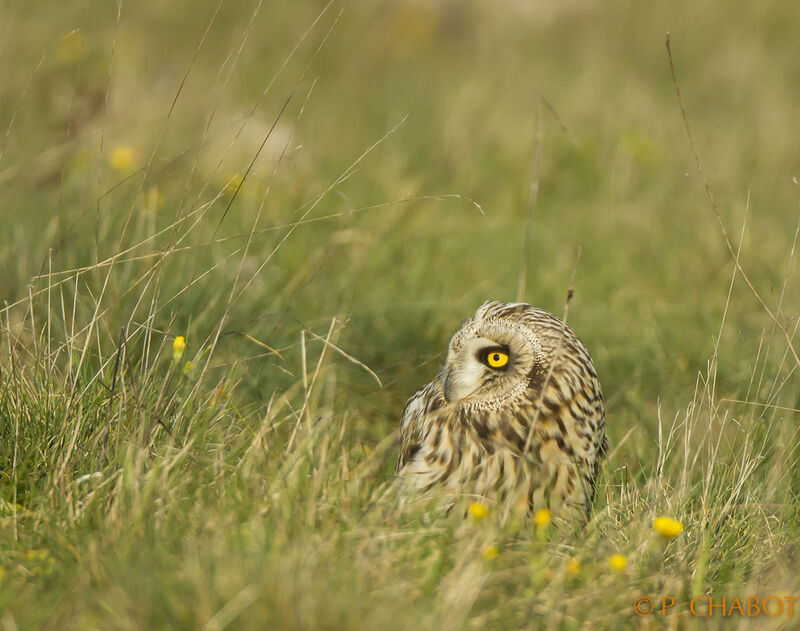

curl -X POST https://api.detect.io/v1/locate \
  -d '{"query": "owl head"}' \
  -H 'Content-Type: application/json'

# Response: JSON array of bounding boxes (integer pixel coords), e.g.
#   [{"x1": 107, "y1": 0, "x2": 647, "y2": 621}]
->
[{"x1": 441, "y1": 300, "x2": 543, "y2": 408}]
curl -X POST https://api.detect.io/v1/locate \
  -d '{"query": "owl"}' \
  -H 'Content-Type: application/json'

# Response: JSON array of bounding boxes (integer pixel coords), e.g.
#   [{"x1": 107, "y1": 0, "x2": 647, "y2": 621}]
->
[{"x1": 396, "y1": 300, "x2": 607, "y2": 518}]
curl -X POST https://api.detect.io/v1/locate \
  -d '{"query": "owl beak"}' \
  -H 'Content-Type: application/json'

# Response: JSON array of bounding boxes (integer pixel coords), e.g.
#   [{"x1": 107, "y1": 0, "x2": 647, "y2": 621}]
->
[
  {"x1": 443, "y1": 368, "x2": 474, "y2": 403},
  {"x1": 443, "y1": 370, "x2": 456, "y2": 403},
  {"x1": 442, "y1": 355, "x2": 483, "y2": 403}
]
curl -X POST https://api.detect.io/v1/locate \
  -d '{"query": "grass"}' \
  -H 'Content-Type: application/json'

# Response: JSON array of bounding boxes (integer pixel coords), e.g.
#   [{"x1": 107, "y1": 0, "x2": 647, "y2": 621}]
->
[{"x1": 1, "y1": 0, "x2": 799, "y2": 628}]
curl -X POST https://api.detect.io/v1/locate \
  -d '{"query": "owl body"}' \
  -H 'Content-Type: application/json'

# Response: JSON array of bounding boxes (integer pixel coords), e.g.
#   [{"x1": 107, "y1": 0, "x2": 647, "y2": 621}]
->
[{"x1": 396, "y1": 300, "x2": 607, "y2": 517}]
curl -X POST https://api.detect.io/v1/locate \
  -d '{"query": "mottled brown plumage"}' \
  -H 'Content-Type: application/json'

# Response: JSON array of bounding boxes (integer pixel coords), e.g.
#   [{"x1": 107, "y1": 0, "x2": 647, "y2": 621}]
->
[{"x1": 396, "y1": 300, "x2": 607, "y2": 518}]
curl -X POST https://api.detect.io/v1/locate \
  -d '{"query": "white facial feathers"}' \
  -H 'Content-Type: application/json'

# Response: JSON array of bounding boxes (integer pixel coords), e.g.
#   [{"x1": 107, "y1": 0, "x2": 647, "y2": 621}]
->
[
  {"x1": 440, "y1": 316, "x2": 542, "y2": 407},
  {"x1": 443, "y1": 337, "x2": 498, "y2": 403}
]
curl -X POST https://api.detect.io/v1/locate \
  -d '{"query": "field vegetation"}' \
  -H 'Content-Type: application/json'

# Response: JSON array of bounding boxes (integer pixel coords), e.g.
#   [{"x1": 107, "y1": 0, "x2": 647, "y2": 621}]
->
[{"x1": 0, "y1": 1, "x2": 798, "y2": 628}]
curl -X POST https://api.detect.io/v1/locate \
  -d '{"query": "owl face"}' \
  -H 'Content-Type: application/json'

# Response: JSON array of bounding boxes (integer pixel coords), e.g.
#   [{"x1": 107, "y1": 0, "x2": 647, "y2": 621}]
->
[{"x1": 441, "y1": 313, "x2": 541, "y2": 407}]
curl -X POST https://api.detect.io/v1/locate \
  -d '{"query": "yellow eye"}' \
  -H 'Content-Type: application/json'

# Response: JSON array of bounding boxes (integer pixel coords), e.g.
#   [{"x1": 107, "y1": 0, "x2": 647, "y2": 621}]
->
[{"x1": 486, "y1": 351, "x2": 509, "y2": 368}]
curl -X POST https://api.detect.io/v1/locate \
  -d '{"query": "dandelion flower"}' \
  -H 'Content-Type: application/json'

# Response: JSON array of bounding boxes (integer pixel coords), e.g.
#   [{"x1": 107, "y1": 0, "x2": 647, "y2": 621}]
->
[
  {"x1": 653, "y1": 517, "x2": 684, "y2": 539},
  {"x1": 142, "y1": 187, "x2": 164, "y2": 212},
  {"x1": 482, "y1": 545, "x2": 499, "y2": 561},
  {"x1": 566, "y1": 558, "x2": 581, "y2": 576},
  {"x1": 173, "y1": 336, "x2": 186, "y2": 361},
  {"x1": 223, "y1": 173, "x2": 245, "y2": 195},
  {"x1": 469, "y1": 502, "x2": 489, "y2": 521},
  {"x1": 55, "y1": 30, "x2": 85, "y2": 65},
  {"x1": 609, "y1": 554, "x2": 627, "y2": 572},
  {"x1": 534, "y1": 508, "x2": 551, "y2": 528},
  {"x1": 109, "y1": 146, "x2": 137, "y2": 173}
]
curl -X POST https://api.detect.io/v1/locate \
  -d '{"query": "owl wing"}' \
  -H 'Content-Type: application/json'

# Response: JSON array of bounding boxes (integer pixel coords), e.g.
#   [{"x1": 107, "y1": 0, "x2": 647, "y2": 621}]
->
[{"x1": 396, "y1": 378, "x2": 441, "y2": 472}]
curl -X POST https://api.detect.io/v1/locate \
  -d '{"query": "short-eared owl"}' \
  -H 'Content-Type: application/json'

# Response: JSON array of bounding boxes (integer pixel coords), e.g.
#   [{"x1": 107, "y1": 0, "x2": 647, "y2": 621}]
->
[{"x1": 396, "y1": 300, "x2": 607, "y2": 517}]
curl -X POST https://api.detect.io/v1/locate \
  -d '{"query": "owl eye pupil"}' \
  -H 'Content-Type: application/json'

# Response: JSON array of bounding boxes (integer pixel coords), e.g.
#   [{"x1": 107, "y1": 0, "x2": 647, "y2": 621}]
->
[{"x1": 484, "y1": 349, "x2": 508, "y2": 368}]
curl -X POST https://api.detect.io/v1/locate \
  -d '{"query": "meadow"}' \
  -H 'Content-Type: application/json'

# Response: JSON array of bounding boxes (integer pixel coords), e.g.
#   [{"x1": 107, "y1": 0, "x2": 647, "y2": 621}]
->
[{"x1": 0, "y1": 1, "x2": 799, "y2": 628}]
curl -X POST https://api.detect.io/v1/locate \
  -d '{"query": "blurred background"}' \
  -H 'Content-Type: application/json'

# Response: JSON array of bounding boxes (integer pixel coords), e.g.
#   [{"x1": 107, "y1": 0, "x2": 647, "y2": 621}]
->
[{"x1": 1, "y1": 0, "x2": 798, "y2": 468}]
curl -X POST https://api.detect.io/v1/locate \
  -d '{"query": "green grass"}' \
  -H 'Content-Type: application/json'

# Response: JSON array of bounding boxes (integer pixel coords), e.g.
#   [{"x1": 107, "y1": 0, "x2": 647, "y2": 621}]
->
[{"x1": 1, "y1": 1, "x2": 799, "y2": 628}]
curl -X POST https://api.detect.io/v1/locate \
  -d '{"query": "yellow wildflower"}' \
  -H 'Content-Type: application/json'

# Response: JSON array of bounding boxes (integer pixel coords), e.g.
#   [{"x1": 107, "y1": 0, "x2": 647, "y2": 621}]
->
[
  {"x1": 482, "y1": 545, "x2": 499, "y2": 561},
  {"x1": 223, "y1": 173, "x2": 245, "y2": 195},
  {"x1": 55, "y1": 30, "x2": 85, "y2": 65},
  {"x1": 534, "y1": 508, "x2": 552, "y2": 528},
  {"x1": 609, "y1": 554, "x2": 627, "y2": 572},
  {"x1": 142, "y1": 187, "x2": 164, "y2": 212},
  {"x1": 653, "y1": 517, "x2": 684, "y2": 539},
  {"x1": 468, "y1": 502, "x2": 489, "y2": 521},
  {"x1": 566, "y1": 558, "x2": 581, "y2": 576},
  {"x1": 183, "y1": 360, "x2": 195, "y2": 375},
  {"x1": 173, "y1": 336, "x2": 186, "y2": 361},
  {"x1": 109, "y1": 146, "x2": 137, "y2": 173}
]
